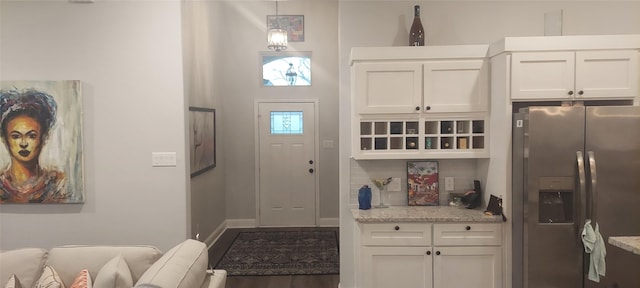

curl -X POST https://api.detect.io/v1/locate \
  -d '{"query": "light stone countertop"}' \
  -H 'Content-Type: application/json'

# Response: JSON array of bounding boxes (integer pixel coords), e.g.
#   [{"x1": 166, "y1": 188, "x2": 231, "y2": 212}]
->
[
  {"x1": 351, "y1": 205, "x2": 503, "y2": 223},
  {"x1": 608, "y1": 236, "x2": 640, "y2": 256}
]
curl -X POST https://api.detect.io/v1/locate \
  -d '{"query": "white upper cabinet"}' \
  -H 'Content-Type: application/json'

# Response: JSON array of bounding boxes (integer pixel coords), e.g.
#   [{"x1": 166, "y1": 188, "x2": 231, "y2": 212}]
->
[
  {"x1": 510, "y1": 51, "x2": 575, "y2": 100},
  {"x1": 352, "y1": 46, "x2": 489, "y2": 115},
  {"x1": 511, "y1": 50, "x2": 638, "y2": 100},
  {"x1": 354, "y1": 62, "x2": 423, "y2": 114},
  {"x1": 490, "y1": 35, "x2": 640, "y2": 102},
  {"x1": 575, "y1": 50, "x2": 638, "y2": 99},
  {"x1": 423, "y1": 60, "x2": 488, "y2": 113}
]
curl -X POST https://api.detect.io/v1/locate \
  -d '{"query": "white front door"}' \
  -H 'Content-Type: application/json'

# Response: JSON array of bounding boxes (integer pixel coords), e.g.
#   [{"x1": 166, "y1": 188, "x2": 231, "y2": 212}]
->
[{"x1": 258, "y1": 102, "x2": 316, "y2": 226}]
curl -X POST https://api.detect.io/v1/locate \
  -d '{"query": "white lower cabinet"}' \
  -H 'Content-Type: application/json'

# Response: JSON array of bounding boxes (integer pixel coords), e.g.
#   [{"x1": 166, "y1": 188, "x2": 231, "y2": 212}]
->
[
  {"x1": 357, "y1": 222, "x2": 502, "y2": 288},
  {"x1": 362, "y1": 247, "x2": 433, "y2": 288},
  {"x1": 433, "y1": 246, "x2": 502, "y2": 288}
]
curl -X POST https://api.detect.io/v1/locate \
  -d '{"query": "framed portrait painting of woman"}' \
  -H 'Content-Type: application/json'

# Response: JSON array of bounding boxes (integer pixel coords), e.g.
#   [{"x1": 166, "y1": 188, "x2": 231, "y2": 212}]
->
[{"x1": 0, "y1": 80, "x2": 84, "y2": 204}]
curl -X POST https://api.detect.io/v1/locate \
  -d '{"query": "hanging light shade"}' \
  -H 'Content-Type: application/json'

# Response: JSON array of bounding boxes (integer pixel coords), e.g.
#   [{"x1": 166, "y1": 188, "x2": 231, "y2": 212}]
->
[
  {"x1": 267, "y1": 0, "x2": 287, "y2": 51},
  {"x1": 268, "y1": 28, "x2": 288, "y2": 51}
]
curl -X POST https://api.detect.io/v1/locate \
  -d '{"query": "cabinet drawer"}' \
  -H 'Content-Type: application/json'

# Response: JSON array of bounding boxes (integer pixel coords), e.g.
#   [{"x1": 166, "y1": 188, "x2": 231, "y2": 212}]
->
[
  {"x1": 362, "y1": 223, "x2": 431, "y2": 246},
  {"x1": 433, "y1": 223, "x2": 502, "y2": 246}
]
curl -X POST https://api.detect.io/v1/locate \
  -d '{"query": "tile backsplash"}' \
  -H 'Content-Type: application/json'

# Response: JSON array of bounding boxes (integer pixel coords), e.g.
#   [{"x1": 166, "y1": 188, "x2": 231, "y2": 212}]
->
[{"x1": 350, "y1": 158, "x2": 482, "y2": 207}]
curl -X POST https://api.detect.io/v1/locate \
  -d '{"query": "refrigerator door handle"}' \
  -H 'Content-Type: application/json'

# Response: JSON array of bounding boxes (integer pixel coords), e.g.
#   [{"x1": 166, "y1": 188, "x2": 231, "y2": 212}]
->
[
  {"x1": 588, "y1": 151, "x2": 597, "y2": 225},
  {"x1": 576, "y1": 151, "x2": 587, "y2": 231}
]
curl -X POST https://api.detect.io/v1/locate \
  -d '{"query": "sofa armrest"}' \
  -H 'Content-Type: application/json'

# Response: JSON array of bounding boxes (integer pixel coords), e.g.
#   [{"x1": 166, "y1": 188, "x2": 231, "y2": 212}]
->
[
  {"x1": 201, "y1": 270, "x2": 226, "y2": 288},
  {"x1": 135, "y1": 239, "x2": 209, "y2": 288}
]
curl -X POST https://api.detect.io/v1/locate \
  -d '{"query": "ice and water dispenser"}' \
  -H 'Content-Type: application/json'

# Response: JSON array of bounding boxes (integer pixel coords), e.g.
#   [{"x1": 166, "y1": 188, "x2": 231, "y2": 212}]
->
[{"x1": 538, "y1": 177, "x2": 574, "y2": 224}]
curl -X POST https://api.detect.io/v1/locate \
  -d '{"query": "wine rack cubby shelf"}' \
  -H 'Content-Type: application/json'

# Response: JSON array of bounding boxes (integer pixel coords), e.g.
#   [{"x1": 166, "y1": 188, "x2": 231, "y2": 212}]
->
[{"x1": 356, "y1": 118, "x2": 488, "y2": 159}]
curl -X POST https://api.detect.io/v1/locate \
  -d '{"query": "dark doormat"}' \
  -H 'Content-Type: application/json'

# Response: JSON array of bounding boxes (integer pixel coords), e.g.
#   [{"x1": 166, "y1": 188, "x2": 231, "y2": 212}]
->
[{"x1": 214, "y1": 230, "x2": 339, "y2": 276}]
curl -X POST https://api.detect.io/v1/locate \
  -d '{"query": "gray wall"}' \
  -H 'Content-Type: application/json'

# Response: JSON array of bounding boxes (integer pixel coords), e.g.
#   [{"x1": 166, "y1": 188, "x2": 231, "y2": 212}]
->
[
  {"x1": 338, "y1": 1, "x2": 640, "y2": 287},
  {"x1": 0, "y1": 1, "x2": 188, "y2": 251},
  {"x1": 182, "y1": 1, "x2": 227, "y2": 242},
  {"x1": 213, "y1": 1, "x2": 340, "y2": 223}
]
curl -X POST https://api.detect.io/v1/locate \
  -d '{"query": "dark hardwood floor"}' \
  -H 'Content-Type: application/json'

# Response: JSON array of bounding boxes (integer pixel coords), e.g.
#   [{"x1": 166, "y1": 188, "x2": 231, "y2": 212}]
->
[{"x1": 208, "y1": 227, "x2": 340, "y2": 288}]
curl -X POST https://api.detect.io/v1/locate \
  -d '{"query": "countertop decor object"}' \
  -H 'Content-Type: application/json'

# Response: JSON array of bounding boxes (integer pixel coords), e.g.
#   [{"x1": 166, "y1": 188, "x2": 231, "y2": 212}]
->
[
  {"x1": 407, "y1": 161, "x2": 439, "y2": 206},
  {"x1": 372, "y1": 177, "x2": 392, "y2": 208},
  {"x1": 608, "y1": 236, "x2": 640, "y2": 255},
  {"x1": 358, "y1": 185, "x2": 372, "y2": 210},
  {"x1": 409, "y1": 5, "x2": 424, "y2": 46}
]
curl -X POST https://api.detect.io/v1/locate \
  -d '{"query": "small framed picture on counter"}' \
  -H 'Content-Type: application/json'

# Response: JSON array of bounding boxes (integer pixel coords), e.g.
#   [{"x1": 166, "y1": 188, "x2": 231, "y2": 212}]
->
[{"x1": 407, "y1": 161, "x2": 439, "y2": 206}]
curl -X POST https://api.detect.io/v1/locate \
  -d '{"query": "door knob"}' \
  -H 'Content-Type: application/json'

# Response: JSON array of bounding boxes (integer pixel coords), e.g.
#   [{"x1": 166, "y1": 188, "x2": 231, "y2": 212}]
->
[
  {"x1": 309, "y1": 160, "x2": 314, "y2": 164},
  {"x1": 425, "y1": 106, "x2": 432, "y2": 111},
  {"x1": 426, "y1": 251, "x2": 431, "y2": 255},
  {"x1": 436, "y1": 251, "x2": 441, "y2": 255},
  {"x1": 309, "y1": 168, "x2": 314, "y2": 173},
  {"x1": 578, "y1": 90, "x2": 584, "y2": 96},
  {"x1": 568, "y1": 90, "x2": 574, "y2": 96}
]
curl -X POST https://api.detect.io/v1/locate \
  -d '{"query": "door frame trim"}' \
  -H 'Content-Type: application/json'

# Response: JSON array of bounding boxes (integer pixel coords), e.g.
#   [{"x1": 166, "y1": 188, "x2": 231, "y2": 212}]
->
[{"x1": 254, "y1": 99, "x2": 320, "y2": 227}]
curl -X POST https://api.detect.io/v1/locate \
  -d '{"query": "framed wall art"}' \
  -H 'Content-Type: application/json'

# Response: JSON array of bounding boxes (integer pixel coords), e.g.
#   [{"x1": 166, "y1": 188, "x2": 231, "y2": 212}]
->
[
  {"x1": 0, "y1": 80, "x2": 84, "y2": 204},
  {"x1": 267, "y1": 15, "x2": 304, "y2": 42},
  {"x1": 407, "y1": 161, "x2": 439, "y2": 206},
  {"x1": 189, "y1": 107, "x2": 216, "y2": 177}
]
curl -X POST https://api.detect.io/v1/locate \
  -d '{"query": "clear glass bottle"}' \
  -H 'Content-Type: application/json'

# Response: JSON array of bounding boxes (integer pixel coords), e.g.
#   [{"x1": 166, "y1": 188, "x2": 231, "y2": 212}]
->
[{"x1": 409, "y1": 5, "x2": 425, "y2": 46}]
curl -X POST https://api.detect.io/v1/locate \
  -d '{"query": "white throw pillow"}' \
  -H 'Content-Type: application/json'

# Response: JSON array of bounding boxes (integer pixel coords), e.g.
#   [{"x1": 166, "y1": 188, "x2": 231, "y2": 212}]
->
[
  {"x1": 46, "y1": 245, "x2": 162, "y2": 284},
  {"x1": 0, "y1": 248, "x2": 48, "y2": 288},
  {"x1": 93, "y1": 255, "x2": 133, "y2": 288},
  {"x1": 3, "y1": 275, "x2": 22, "y2": 288},
  {"x1": 34, "y1": 266, "x2": 65, "y2": 288},
  {"x1": 134, "y1": 239, "x2": 208, "y2": 288}
]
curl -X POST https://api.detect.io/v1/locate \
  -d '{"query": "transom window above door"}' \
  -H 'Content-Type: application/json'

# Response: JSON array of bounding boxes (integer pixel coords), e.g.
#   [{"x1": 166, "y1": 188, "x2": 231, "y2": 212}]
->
[{"x1": 262, "y1": 52, "x2": 311, "y2": 86}]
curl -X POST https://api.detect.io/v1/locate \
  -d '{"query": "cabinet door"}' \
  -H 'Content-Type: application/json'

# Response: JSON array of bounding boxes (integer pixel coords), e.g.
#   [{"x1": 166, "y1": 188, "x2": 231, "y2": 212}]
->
[
  {"x1": 362, "y1": 247, "x2": 433, "y2": 288},
  {"x1": 354, "y1": 62, "x2": 422, "y2": 114},
  {"x1": 575, "y1": 50, "x2": 639, "y2": 99},
  {"x1": 433, "y1": 246, "x2": 502, "y2": 288},
  {"x1": 511, "y1": 52, "x2": 575, "y2": 100},
  {"x1": 423, "y1": 60, "x2": 488, "y2": 113}
]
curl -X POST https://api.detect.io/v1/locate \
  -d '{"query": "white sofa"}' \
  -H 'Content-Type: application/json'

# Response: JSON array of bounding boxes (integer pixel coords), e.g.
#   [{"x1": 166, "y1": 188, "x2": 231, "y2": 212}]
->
[{"x1": 0, "y1": 239, "x2": 226, "y2": 288}]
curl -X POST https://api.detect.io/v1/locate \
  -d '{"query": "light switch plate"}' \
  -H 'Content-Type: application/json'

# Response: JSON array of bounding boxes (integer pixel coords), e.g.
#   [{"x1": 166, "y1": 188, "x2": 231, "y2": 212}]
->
[
  {"x1": 152, "y1": 152, "x2": 177, "y2": 167},
  {"x1": 445, "y1": 177, "x2": 454, "y2": 191}
]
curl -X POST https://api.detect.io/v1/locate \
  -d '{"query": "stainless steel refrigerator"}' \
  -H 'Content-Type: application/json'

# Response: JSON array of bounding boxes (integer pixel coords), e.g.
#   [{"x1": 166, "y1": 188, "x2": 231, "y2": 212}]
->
[{"x1": 512, "y1": 105, "x2": 640, "y2": 288}]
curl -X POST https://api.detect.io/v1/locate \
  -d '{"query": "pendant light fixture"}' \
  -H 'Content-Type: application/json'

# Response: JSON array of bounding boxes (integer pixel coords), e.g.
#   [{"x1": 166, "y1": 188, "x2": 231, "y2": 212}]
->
[{"x1": 267, "y1": 0, "x2": 287, "y2": 51}]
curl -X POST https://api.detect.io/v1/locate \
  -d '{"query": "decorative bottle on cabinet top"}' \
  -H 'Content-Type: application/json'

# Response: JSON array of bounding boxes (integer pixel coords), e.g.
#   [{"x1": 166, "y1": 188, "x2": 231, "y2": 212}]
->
[
  {"x1": 409, "y1": 5, "x2": 425, "y2": 46},
  {"x1": 358, "y1": 185, "x2": 372, "y2": 210}
]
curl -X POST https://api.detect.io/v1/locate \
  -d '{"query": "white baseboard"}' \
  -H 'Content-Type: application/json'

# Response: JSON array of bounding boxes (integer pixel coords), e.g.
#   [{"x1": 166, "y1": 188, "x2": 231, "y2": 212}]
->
[
  {"x1": 318, "y1": 217, "x2": 339, "y2": 227},
  {"x1": 203, "y1": 221, "x2": 227, "y2": 249},
  {"x1": 225, "y1": 218, "x2": 257, "y2": 228},
  {"x1": 202, "y1": 219, "x2": 257, "y2": 248}
]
